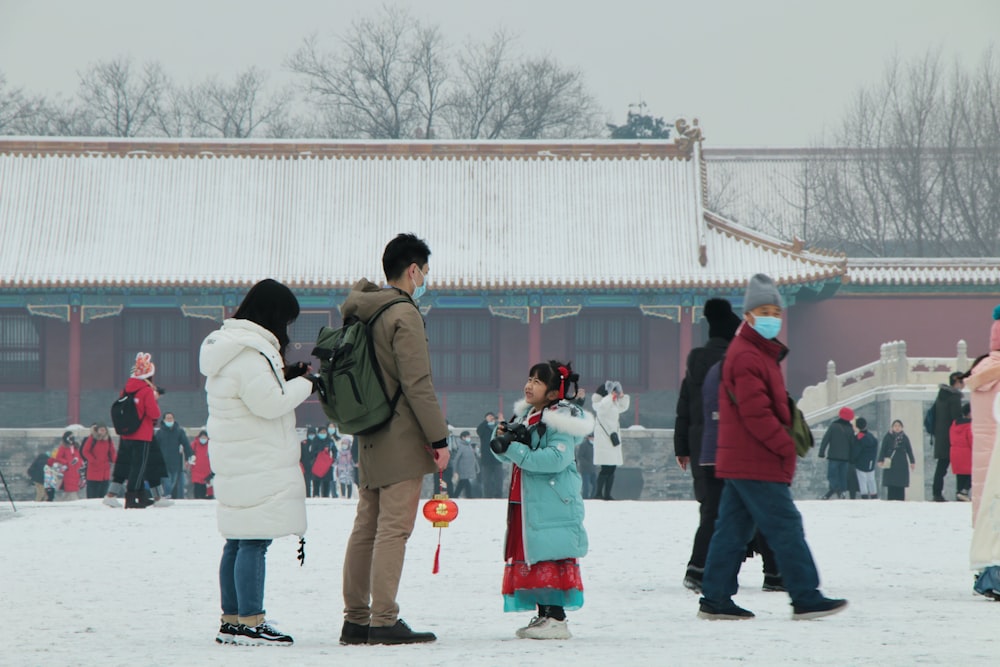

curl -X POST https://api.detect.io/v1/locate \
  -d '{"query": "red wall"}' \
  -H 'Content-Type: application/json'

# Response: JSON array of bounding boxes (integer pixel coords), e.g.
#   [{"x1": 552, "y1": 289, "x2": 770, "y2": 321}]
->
[{"x1": 787, "y1": 294, "x2": 1000, "y2": 396}]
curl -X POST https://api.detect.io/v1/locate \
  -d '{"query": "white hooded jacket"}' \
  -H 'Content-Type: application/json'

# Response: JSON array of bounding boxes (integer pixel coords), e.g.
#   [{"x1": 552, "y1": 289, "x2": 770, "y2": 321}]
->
[{"x1": 200, "y1": 318, "x2": 312, "y2": 539}]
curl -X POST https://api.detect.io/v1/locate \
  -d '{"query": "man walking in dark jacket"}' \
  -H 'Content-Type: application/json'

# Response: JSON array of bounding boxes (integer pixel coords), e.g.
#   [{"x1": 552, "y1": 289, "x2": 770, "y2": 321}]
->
[
  {"x1": 154, "y1": 412, "x2": 192, "y2": 499},
  {"x1": 818, "y1": 407, "x2": 855, "y2": 499},
  {"x1": 675, "y1": 298, "x2": 745, "y2": 591},
  {"x1": 932, "y1": 372, "x2": 964, "y2": 501}
]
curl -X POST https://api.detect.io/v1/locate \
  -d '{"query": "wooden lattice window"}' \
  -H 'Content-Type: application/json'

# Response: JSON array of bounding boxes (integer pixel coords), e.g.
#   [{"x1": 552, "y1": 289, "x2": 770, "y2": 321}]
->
[{"x1": 0, "y1": 311, "x2": 43, "y2": 386}]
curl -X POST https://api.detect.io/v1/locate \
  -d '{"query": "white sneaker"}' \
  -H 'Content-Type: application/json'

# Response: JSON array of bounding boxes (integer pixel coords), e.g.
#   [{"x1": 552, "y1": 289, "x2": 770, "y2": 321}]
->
[
  {"x1": 516, "y1": 616, "x2": 571, "y2": 640},
  {"x1": 153, "y1": 497, "x2": 174, "y2": 507},
  {"x1": 102, "y1": 496, "x2": 121, "y2": 508}
]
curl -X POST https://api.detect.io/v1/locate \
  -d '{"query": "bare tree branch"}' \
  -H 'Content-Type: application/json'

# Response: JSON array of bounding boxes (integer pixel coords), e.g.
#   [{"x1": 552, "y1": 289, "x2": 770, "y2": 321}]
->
[{"x1": 76, "y1": 57, "x2": 169, "y2": 136}]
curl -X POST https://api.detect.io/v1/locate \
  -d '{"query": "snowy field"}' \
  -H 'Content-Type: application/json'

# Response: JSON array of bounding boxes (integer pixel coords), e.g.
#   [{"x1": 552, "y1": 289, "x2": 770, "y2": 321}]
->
[{"x1": 1, "y1": 496, "x2": 997, "y2": 667}]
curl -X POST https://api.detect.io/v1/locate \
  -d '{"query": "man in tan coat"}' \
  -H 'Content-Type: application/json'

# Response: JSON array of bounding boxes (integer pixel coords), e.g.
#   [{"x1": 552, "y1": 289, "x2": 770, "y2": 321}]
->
[{"x1": 339, "y1": 233, "x2": 451, "y2": 646}]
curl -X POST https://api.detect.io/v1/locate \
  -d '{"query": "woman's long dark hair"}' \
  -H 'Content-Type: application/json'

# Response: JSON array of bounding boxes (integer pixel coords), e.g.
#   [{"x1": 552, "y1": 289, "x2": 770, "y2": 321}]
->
[{"x1": 233, "y1": 279, "x2": 300, "y2": 360}]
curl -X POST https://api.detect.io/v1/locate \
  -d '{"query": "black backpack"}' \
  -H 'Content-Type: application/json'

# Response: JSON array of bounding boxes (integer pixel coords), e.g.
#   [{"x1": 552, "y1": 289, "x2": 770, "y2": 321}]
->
[
  {"x1": 110, "y1": 391, "x2": 142, "y2": 436},
  {"x1": 923, "y1": 405, "x2": 936, "y2": 436}
]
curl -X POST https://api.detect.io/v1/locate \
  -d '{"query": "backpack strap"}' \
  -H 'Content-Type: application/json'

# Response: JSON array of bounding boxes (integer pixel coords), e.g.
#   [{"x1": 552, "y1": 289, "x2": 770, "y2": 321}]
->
[{"x1": 365, "y1": 298, "x2": 416, "y2": 409}]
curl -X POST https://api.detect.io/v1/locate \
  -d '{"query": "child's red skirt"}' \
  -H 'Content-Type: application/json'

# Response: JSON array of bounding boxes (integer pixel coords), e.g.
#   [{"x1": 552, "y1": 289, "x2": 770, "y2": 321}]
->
[{"x1": 501, "y1": 465, "x2": 584, "y2": 612}]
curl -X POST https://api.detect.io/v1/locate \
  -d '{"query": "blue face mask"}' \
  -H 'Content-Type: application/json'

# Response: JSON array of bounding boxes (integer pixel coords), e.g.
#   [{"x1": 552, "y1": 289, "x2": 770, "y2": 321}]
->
[
  {"x1": 318, "y1": 432, "x2": 328, "y2": 439},
  {"x1": 412, "y1": 267, "x2": 428, "y2": 300},
  {"x1": 163, "y1": 421, "x2": 174, "y2": 428},
  {"x1": 751, "y1": 315, "x2": 782, "y2": 340},
  {"x1": 199, "y1": 437, "x2": 208, "y2": 444}
]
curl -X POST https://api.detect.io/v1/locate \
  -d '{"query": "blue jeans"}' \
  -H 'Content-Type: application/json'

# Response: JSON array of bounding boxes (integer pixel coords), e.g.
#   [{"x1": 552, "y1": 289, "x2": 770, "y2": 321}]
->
[
  {"x1": 826, "y1": 460, "x2": 849, "y2": 494},
  {"x1": 701, "y1": 479, "x2": 824, "y2": 609},
  {"x1": 219, "y1": 539, "x2": 272, "y2": 617},
  {"x1": 581, "y1": 472, "x2": 597, "y2": 499}
]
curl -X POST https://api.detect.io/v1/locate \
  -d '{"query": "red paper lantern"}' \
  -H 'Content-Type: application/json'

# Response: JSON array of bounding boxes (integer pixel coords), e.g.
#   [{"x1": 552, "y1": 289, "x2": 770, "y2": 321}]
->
[{"x1": 422, "y1": 493, "x2": 459, "y2": 528}]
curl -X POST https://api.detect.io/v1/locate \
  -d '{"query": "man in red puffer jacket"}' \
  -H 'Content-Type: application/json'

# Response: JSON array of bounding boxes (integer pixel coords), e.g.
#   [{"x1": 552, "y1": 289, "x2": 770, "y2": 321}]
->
[{"x1": 698, "y1": 273, "x2": 847, "y2": 622}]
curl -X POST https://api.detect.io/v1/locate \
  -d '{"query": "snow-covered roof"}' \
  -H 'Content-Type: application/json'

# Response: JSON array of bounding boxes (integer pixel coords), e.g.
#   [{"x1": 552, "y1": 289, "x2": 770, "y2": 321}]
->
[
  {"x1": 845, "y1": 257, "x2": 1000, "y2": 285},
  {"x1": 0, "y1": 138, "x2": 844, "y2": 290}
]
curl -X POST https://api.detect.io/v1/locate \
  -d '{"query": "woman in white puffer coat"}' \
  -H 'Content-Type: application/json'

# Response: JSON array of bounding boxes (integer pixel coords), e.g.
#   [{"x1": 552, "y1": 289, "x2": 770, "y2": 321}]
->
[
  {"x1": 199, "y1": 279, "x2": 316, "y2": 646},
  {"x1": 591, "y1": 381, "x2": 630, "y2": 500}
]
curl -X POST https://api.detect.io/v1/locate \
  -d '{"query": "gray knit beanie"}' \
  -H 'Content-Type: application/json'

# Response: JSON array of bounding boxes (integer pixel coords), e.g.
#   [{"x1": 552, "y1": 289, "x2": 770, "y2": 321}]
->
[{"x1": 743, "y1": 273, "x2": 784, "y2": 312}]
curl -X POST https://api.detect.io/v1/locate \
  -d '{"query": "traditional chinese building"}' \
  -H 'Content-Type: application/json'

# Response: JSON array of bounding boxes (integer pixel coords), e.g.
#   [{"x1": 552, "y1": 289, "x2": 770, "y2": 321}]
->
[{"x1": 1, "y1": 138, "x2": 995, "y2": 430}]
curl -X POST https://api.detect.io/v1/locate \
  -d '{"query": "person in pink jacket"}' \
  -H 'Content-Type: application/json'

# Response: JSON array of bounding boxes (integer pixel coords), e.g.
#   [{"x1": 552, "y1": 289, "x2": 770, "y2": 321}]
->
[{"x1": 962, "y1": 305, "x2": 1000, "y2": 523}]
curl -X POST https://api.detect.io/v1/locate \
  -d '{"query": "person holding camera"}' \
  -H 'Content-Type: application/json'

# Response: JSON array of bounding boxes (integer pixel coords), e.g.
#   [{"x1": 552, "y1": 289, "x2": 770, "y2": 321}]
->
[
  {"x1": 591, "y1": 380, "x2": 630, "y2": 500},
  {"x1": 490, "y1": 360, "x2": 594, "y2": 640},
  {"x1": 49, "y1": 431, "x2": 84, "y2": 501},
  {"x1": 201, "y1": 278, "x2": 318, "y2": 646}
]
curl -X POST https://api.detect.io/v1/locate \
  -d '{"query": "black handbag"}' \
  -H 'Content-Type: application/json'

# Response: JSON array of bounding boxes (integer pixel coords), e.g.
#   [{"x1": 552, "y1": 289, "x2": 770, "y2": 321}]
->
[{"x1": 598, "y1": 417, "x2": 621, "y2": 447}]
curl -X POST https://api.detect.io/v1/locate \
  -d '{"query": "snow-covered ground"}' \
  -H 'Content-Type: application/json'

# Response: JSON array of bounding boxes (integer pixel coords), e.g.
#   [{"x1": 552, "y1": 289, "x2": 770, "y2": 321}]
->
[{"x1": 1, "y1": 496, "x2": 997, "y2": 666}]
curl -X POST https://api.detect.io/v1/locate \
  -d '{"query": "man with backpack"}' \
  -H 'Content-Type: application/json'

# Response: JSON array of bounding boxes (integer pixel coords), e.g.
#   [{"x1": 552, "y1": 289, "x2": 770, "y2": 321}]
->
[
  {"x1": 338, "y1": 234, "x2": 450, "y2": 646},
  {"x1": 931, "y1": 371, "x2": 965, "y2": 501}
]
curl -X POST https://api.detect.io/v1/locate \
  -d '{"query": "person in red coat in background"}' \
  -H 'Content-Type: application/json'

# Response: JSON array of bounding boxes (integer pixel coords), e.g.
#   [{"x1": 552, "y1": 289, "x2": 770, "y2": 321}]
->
[
  {"x1": 81, "y1": 422, "x2": 117, "y2": 499},
  {"x1": 50, "y1": 431, "x2": 85, "y2": 500},
  {"x1": 103, "y1": 352, "x2": 165, "y2": 509},
  {"x1": 950, "y1": 403, "x2": 973, "y2": 502},
  {"x1": 191, "y1": 429, "x2": 214, "y2": 499},
  {"x1": 698, "y1": 273, "x2": 847, "y2": 622}
]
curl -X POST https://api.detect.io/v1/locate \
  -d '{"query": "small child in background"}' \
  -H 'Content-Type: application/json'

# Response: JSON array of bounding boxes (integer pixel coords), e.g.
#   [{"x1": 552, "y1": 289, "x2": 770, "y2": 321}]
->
[
  {"x1": 490, "y1": 359, "x2": 594, "y2": 640},
  {"x1": 852, "y1": 418, "x2": 879, "y2": 499},
  {"x1": 190, "y1": 430, "x2": 213, "y2": 499},
  {"x1": 950, "y1": 403, "x2": 972, "y2": 501},
  {"x1": 335, "y1": 436, "x2": 355, "y2": 499}
]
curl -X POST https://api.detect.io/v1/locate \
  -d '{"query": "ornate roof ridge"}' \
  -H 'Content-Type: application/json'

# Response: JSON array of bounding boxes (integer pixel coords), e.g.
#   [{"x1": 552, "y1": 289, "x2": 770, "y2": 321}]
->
[{"x1": 0, "y1": 137, "x2": 692, "y2": 161}]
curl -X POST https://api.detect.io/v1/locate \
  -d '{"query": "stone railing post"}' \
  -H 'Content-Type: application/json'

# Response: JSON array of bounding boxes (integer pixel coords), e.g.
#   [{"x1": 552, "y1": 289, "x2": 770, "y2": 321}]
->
[
  {"x1": 957, "y1": 339, "x2": 968, "y2": 372},
  {"x1": 896, "y1": 340, "x2": 908, "y2": 384},
  {"x1": 826, "y1": 360, "x2": 838, "y2": 403}
]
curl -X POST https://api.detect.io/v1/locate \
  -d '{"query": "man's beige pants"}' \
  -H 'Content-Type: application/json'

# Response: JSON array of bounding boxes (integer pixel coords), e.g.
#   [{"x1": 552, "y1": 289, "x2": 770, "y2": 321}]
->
[{"x1": 342, "y1": 476, "x2": 422, "y2": 627}]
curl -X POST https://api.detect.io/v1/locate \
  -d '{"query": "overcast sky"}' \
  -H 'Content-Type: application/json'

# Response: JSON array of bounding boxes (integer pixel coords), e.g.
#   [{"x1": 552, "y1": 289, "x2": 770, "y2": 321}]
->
[{"x1": 1, "y1": 0, "x2": 997, "y2": 146}]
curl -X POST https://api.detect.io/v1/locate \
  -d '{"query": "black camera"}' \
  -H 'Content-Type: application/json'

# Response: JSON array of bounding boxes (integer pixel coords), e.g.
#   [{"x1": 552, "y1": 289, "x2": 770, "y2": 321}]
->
[{"x1": 490, "y1": 421, "x2": 531, "y2": 454}]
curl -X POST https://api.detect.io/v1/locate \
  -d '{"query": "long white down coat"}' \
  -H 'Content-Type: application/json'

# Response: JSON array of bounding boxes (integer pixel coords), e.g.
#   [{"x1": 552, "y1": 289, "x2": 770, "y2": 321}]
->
[
  {"x1": 200, "y1": 319, "x2": 313, "y2": 539},
  {"x1": 970, "y1": 393, "x2": 1000, "y2": 570},
  {"x1": 591, "y1": 392, "x2": 630, "y2": 466}
]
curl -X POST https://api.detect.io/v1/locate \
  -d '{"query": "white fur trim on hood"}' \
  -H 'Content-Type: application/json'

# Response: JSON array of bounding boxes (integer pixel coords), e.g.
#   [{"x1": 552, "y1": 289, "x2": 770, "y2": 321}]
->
[{"x1": 511, "y1": 399, "x2": 595, "y2": 438}]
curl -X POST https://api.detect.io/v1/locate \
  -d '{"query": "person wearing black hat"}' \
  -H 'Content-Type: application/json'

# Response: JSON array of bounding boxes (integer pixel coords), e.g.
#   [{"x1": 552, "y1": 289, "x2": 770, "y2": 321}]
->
[{"x1": 675, "y1": 298, "x2": 781, "y2": 593}]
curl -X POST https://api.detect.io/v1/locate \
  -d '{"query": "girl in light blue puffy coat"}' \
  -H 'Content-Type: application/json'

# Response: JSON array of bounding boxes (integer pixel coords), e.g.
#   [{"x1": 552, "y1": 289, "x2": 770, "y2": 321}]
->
[{"x1": 490, "y1": 359, "x2": 595, "y2": 640}]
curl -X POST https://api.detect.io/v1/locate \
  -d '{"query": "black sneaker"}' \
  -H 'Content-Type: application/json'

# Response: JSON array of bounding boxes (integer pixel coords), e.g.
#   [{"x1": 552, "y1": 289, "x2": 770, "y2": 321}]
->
[
  {"x1": 933, "y1": 495, "x2": 947, "y2": 502},
  {"x1": 339, "y1": 620, "x2": 369, "y2": 645},
  {"x1": 762, "y1": 574, "x2": 786, "y2": 592},
  {"x1": 682, "y1": 574, "x2": 703, "y2": 594},
  {"x1": 697, "y1": 601, "x2": 755, "y2": 620},
  {"x1": 367, "y1": 619, "x2": 436, "y2": 645},
  {"x1": 235, "y1": 621, "x2": 294, "y2": 646},
  {"x1": 215, "y1": 622, "x2": 239, "y2": 644},
  {"x1": 792, "y1": 597, "x2": 848, "y2": 620}
]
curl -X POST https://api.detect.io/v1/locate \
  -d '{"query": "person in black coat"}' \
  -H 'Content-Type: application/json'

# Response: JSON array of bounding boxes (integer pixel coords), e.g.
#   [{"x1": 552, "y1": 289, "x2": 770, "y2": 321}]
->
[
  {"x1": 931, "y1": 372, "x2": 965, "y2": 501},
  {"x1": 675, "y1": 298, "x2": 776, "y2": 592},
  {"x1": 851, "y1": 417, "x2": 879, "y2": 499},
  {"x1": 879, "y1": 419, "x2": 916, "y2": 501},
  {"x1": 818, "y1": 407, "x2": 856, "y2": 499},
  {"x1": 27, "y1": 449, "x2": 50, "y2": 501},
  {"x1": 476, "y1": 412, "x2": 504, "y2": 498}
]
